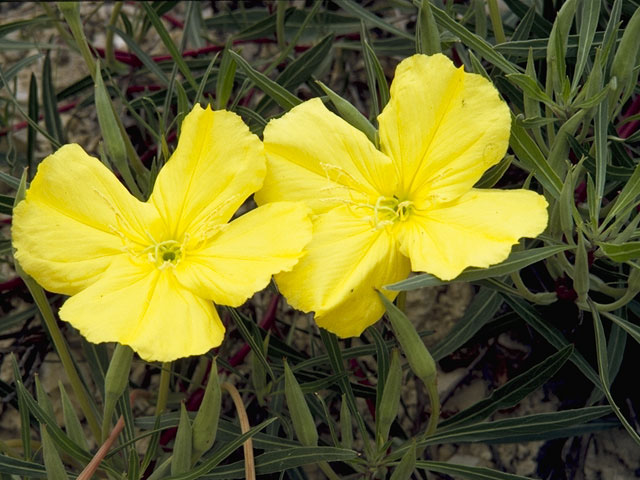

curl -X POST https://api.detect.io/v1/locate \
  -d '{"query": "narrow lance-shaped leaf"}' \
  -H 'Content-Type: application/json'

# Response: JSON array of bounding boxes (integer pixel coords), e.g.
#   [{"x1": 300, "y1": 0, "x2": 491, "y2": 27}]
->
[
  {"x1": 41, "y1": 426, "x2": 70, "y2": 480},
  {"x1": 59, "y1": 382, "x2": 89, "y2": 451},
  {"x1": 94, "y1": 62, "x2": 143, "y2": 199},
  {"x1": 140, "y1": 2, "x2": 198, "y2": 91},
  {"x1": 379, "y1": 293, "x2": 435, "y2": 387},
  {"x1": 439, "y1": 345, "x2": 573, "y2": 429},
  {"x1": 390, "y1": 441, "x2": 416, "y2": 480},
  {"x1": 376, "y1": 349, "x2": 402, "y2": 447},
  {"x1": 510, "y1": 118, "x2": 563, "y2": 198},
  {"x1": 340, "y1": 394, "x2": 353, "y2": 449},
  {"x1": 387, "y1": 246, "x2": 570, "y2": 291},
  {"x1": 229, "y1": 51, "x2": 301, "y2": 111},
  {"x1": 192, "y1": 358, "x2": 222, "y2": 462},
  {"x1": 216, "y1": 44, "x2": 236, "y2": 110},
  {"x1": 35, "y1": 374, "x2": 55, "y2": 420},
  {"x1": 590, "y1": 302, "x2": 640, "y2": 446},
  {"x1": 27, "y1": 73, "x2": 38, "y2": 179},
  {"x1": 171, "y1": 403, "x2": 193, "y2": 475},
  {"x1": 284, "y1": 360, "x2": 318, "y2": 447},
  {"x1": 572, "y1": 0, "x2": 600, "y2": 91}
]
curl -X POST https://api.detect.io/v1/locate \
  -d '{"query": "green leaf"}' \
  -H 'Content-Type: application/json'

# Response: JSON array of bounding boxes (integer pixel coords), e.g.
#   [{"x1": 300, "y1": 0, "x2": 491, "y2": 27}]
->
[
  {"x1": 376, "y1": 349, "x2": 402, "y2": 446},
  {"x1": 390, "y1": 441, "x2": 416, "y2": 480},
  {"x1": 227, "y1": 309, "x2": 273, "y2": 379},
  {"x1": 41, "y1": 426, "x2": 70, "y2": 480},
  {"x1": 275, "y1": 33, "x2": 334, "y2": 90},
  {"x1": 361, "y1": 29, "x2": 390, "y2": 116},
  {"x1": 59, "y1": 382, "x2": 89, "y2": 451},
  {"x1": 333, "y1": 0, "x2": 413, "y2": 40},
  {"x1": 432, "y1": 288, "x2": 503, "y2": 361},
  {"x1": 506, "y1": 73, "x2": 554, "y2": 106},
  {"x1": 42, "y1": 53, "x2": 65, "y2": 146},
  {"x1": 229, "y1": 51, "x2": 301, "y2": 111},
  {"x1": 0, "y1": 53, "x2": 42, "y2": 90},
  {"x1": 475, "y1": 155, "x2": 512, "y2": 188},
  {"x1": 284, "y1": 360, "x2": 318, "y2": 447},
  {"x1": 439, "y1": 345, "x2": 573, "y2": 429},
  {"x1": 546, "y1": 0, "x2": 576, "y2": 97},
  {"x1": 572, "y1": 0, "x2": 600, "y2": 90},
  {"x1": 0, "y1": 454, "x2": 47, "y2": 478},
  {"x1": 94, "y1": 62, "x2": 143, "y2": 199},
  {"x1": 215, "y1": 45, "x2": 236, "y2": 110},
  {"x1": 417, "y1": 460, "x2": 541, "y2": 480},
  {"x1": 509, "y1": 117, "x2": 563, "y2": 197},
  {"x1": 590, "y1": 303, "x2": 640, "y2": 446},
  {"x1": 602, "y1": 159, "x2": 640, "y2": 227},
  {"x1": 424, "y1": 406, "x2": 612, "y2": 445},
  {"x1": 141, "y1": 2, "x2": 197, "y2": 91},
  {"x1": 503, "y1": 295, "x2": 601, "y2": 389},
  {"x1": 368, "y1": 326, "x2": 390, "y2": 412},
  {"x1": 112, "y1": 27, "x2": 170, "y2": 84},
  {"x1": 319, "y1": 329, "x2": 371, "y2": 455},
  {"x1": 593, "y1": 98, "x2": 609, "y2": 221},
  {"x1": 196, "y1": 446, "x2": 357, "y2": 478},
  {"x1": 602, "y1": 310, "x2": 640, "y2": 345},
  {"x1": 599, "y1": 241, "x2": 640, "y2": 262},
  {"x1": 430, "y1": 4, "x2": 519, "y2": 75},
  {"x1": 171, "y1": 404, "x2": 193, "y2": 475},
  {"x1": 387, "y1": 246, "x2": 570, "y2": 291}
]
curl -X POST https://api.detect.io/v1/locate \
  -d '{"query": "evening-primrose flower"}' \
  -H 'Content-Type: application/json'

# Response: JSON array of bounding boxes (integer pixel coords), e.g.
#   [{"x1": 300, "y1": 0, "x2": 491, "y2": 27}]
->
[
  {"x1": 12, "y1": 105, "x2": 312, "y2": 361},
  {"x1": 255, "y1": 53, "x2": 548, "y2": 337}
]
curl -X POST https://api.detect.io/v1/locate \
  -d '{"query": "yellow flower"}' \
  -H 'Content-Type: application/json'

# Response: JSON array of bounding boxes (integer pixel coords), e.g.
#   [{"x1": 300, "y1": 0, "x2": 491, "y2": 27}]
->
[
  {"x1": 255, "y1": 53, "x2": 548, "y2": 337},
  {"x1": 12, "y1": 105, "x2": 312, "y2": 361}
]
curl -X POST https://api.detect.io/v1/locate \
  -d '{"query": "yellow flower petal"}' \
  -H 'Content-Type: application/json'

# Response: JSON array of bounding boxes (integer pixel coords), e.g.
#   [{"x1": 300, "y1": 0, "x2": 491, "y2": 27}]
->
[
  {"x1": 397, "y1": 189, "x2": 548, "y2": 280},
  {"x1": 150, "y1": 105, "x2": 265, "y2": 239},
  {"x1": 12, "y1": 144, "x2": 159, "y2": 295},
  {"x1": 378, "y1": 54, "x2": 511, "y2": 202},
  {"x1": 175, "y1": 202, "x2": 312, "y2": 307},
  {"x1": 59, "y1": 257, "x2": 223, "y2": 362},
  {"x1": 256, "y1": 98, "x2": 395, "y2": 214},
  {"x1": 275, "y1": 205, "x2": 411, "y2": 337}
]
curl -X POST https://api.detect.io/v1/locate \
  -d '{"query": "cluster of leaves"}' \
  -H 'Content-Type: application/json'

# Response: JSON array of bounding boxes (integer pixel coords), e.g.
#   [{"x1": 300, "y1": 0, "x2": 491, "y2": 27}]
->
[{"x1": 0, "y1": 1, "x2": 639, "y2": 479}]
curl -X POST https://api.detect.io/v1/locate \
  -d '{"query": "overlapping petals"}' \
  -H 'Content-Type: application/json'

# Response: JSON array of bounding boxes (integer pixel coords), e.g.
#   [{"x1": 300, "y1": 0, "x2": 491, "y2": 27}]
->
[
  {"x1": 257, "y1": 53, "x2": 548, "y2": 337},
  {"x1": 12, "y1": 105, "x2": 312, "y2": 361},
  {"x1": 275, "y1": 206, "x2": 410, "y2": 337}
]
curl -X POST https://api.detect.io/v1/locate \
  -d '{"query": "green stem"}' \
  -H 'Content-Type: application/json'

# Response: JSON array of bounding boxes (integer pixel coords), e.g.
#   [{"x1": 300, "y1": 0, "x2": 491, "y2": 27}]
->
[
  {"x1": 396, "y1": 291, "x2": 407, "y2": 313},
  {"x1": 156, "y1": 363, "x2": 172, "y2": 415},
  {"x1": 487, "y1": 0, "x2": 506, "y2": 44},
  {"x1": 105, "y1": 2, "x2": 123, "y2": 69},
  {"x1": 424, "y1": 379, "x2": 440, "y2": 437},
  {"x1": 19, "y1": 272, "x2": 101, "y2": 441},
  {"x1": 589, "y1": 288, "x2": 640, "y2": 312}
]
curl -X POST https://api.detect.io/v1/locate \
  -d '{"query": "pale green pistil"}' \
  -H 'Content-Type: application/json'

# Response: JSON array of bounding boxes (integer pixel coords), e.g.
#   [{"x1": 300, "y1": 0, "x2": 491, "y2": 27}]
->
[
  {"x1": 370, "y1": 195, "x2": 413, "y2": 229},
  {"x1": 150, "y1": 240, "x2": 183, "y2": 269}
]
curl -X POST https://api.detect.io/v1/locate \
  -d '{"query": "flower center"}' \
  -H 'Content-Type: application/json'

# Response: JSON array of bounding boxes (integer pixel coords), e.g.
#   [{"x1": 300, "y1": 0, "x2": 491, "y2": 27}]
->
[
  {"x1": 370, "y1": 195, "x2": 413, "y2": 229},
  {"x1": 150, "y1": 240, "x2": 183, "y2": 269}
]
